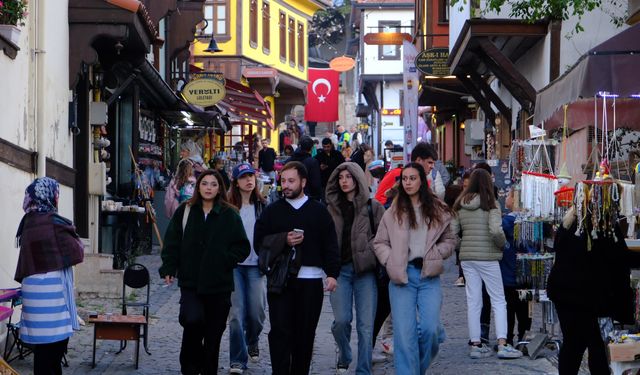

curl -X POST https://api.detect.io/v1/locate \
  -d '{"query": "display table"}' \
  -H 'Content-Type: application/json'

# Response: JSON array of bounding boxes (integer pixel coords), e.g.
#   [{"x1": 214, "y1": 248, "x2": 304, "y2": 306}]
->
[{"x1": 89, "y1": 314, "x2": 146, "y2": 369}]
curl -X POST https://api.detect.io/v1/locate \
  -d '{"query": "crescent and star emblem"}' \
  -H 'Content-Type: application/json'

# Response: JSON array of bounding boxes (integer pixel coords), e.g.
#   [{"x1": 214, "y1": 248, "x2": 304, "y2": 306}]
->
[{"x1": 312, "y1": 78, "x2": 332, "y2": 103}]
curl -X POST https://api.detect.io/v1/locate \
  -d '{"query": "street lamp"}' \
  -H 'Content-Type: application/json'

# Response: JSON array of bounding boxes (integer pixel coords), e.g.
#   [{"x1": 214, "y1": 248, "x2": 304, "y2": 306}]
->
[{"x1": 197, "y1": 19, "x2": 223, "y2": 53}]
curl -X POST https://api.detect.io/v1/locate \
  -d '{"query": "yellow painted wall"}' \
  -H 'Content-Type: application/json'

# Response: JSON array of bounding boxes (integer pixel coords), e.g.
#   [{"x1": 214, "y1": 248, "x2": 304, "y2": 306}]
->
[{"x1": 241, "y1": 1, "x2": 308, "y2": 81}]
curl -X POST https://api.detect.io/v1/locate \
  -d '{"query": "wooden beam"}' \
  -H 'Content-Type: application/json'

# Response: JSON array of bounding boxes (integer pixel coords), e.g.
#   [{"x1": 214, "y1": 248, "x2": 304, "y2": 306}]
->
[
  {"x1": 468, "y1": 72, "x2": 512, "y2": 126},
  {"x1": 549, "y1": 20, "x2": 562, "y2": 81},
  {"x1": 457, "y1": 73, "x2": 496, "y2": 124},
  {"x1": 475, "y1": 37, "x2": 536, "y2": 111},
  {"x1": 46, "y1": 158, "x2": 76, "y2": 188},
  {"x1": 0, "y1": 137, "x2": 36, "y2": 173}
]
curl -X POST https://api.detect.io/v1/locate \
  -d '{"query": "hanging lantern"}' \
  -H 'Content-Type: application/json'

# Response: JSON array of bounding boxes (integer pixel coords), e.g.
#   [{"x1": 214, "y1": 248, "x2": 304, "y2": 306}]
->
[{"x1": 554, "y1": 186, "x2": 575, "y2": 208}]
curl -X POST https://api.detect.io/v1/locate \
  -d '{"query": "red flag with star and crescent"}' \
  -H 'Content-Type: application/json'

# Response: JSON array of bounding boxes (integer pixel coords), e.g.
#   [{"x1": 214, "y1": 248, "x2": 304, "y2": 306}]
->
[{"x1": 304, "y1": 68, "x2": 340, "y2": 122}]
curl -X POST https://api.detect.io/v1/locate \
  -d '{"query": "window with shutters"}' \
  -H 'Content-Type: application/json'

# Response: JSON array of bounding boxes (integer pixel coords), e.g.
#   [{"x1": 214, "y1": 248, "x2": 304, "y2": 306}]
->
[
  {"x1": 288, "y1": 17, "x2": 295, "y2": 66},
  {"x1": 279, "y1": 12, "x2": 286, "y2": 62},
  {"x1": 249, "y1": 0, "x2": 258, "y2": 48},
  {"x1": 262, "y1": 1, "x2": 270, "y2": 53},
  {"x1": 297, "y1": 22, "x2": 304, "y2": 70}
]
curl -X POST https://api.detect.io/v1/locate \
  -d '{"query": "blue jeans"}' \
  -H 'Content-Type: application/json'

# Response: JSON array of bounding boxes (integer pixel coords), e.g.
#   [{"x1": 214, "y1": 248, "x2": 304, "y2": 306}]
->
[
  {"x1": 330, "y1": 262, "x2": 377, "y2": 375},
  {"x1": 389, "y1": 266, "x2": 444, "y2": 375},
  {"x1": 229, "y1": 266, "x2": 267, "y2": 368}
]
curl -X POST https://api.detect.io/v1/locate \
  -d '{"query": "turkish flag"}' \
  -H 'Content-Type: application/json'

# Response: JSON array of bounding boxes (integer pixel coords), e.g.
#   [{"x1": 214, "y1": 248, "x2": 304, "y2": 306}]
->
[{"x1": 305, "y1": 68, "x2": 339, "y2": 122}]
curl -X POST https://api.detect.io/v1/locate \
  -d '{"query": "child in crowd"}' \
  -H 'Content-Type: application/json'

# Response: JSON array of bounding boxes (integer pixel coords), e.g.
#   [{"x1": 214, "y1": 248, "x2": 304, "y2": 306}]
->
[{"x1": 500, "y1": 189, "x2": 532, "y2": 346}]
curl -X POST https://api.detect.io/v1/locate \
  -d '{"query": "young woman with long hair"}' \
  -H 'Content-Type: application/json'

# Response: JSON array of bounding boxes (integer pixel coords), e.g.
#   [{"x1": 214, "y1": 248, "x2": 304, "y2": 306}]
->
[
  {"x1": 325, "y1": 162, "x2": 385, "y2": 374},
  {"x1": 164, "y1": 159, "x2": 196, "y2": 218},
  {"x1": 226, "y1": 163, "x2": 268, "y2": 373},
  {"x1": 451, "y1": 168, "x2": 522, "y2": 359},
  {"x1": 373, "y1": 162, "x2": 456, "y2": 375},
  {"x1": 160, "y1": 169, "x2": 250, "y2": 374}
]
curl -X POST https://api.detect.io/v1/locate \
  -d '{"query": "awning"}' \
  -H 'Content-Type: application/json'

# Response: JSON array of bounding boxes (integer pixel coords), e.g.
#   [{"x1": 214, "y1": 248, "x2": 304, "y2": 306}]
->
[
  {"x1": 217, "y1": 79, "x2": 274, "y2": 129},
  {"x1": 448, "y1": 19, "x2": 549, "y2": 123},
  {"x1": 533, "y1": 23, "x2": 640, "y2": 124}
]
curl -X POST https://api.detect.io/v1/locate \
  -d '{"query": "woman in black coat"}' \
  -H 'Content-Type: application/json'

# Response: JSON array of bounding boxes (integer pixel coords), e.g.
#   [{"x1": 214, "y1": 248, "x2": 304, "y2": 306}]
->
[{"x1": 548, "y1": 207, "x2": 640, "y2": 375}]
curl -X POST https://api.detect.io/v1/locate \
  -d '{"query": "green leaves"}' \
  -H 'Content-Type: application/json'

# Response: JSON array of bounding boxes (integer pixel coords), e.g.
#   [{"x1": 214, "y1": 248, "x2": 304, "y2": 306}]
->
[{"x1": 450, "y1": 0, "x2": 623, "y2": 36}]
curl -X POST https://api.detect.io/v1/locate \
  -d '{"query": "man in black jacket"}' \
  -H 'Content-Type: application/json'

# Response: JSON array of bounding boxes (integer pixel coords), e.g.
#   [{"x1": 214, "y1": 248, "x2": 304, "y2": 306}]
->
[
  {"x1": 286, "y1": 136, "x2": 322, "y2": 200},
  {"x1": 315, "y1": 137, "x2": 345, "y2": 191},
  {"x1": 254, "y1": 161, "x2": 340, "y2": 375},
  {"x1": 258, "y1": 138, "x2": 277, "y2": 181}
]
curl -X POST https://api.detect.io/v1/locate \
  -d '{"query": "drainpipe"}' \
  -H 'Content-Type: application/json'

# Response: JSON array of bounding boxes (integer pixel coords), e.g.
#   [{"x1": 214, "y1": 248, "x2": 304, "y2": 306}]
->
[{"x1": 35, "y1": 0, "x2": 47, "y2": 176}]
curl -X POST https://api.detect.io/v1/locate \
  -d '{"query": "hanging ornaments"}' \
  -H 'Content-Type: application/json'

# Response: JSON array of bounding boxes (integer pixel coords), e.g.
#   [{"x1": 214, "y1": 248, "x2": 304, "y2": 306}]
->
[{"x1": 521, "y1": 171, "x2": 559, "y2": 218}]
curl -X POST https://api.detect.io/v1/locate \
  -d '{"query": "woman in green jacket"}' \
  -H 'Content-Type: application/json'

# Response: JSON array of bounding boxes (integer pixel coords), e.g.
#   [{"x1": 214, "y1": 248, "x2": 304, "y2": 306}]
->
[{"x1": 160, "y1": 169, "x2": 250, "y2": 375}]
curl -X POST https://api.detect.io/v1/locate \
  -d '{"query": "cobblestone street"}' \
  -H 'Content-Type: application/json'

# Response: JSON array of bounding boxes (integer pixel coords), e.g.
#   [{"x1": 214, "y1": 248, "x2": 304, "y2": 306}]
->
[{"x1": 10, "y1": 252, "x2": 559, "y2": 374}]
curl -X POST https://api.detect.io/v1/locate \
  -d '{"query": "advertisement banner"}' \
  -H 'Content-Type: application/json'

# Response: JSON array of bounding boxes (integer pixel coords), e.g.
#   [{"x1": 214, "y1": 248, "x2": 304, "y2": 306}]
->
[{"x1": 402, "y1": 40, "x2": 420, "y2": 163}]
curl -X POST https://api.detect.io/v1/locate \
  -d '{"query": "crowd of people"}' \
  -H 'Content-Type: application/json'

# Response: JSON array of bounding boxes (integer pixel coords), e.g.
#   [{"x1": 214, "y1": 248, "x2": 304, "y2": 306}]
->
[{"x1": 154, "y1": 124, "x2": 544, "y2": 375}]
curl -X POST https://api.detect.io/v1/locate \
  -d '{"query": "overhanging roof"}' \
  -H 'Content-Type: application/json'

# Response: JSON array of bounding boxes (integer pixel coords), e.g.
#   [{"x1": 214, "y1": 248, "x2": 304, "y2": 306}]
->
[
  {"x1": 448, "y1": 19, "x2": 548, "y2": 114},
  {"x1": 534, "y1": 23, "x2": 640, "y2": 124}
]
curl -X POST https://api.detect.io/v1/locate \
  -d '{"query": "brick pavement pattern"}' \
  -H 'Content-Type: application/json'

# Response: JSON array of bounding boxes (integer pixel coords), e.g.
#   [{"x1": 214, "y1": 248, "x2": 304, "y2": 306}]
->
[{"x1": 10, "y1": 253, "x2": 560, "y2": 374}]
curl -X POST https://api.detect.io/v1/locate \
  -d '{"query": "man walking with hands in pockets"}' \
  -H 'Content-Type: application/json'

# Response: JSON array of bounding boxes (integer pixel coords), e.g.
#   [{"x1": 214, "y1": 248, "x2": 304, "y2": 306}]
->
[{"x1": 254, "y1": 161, "x2": 341, "y2": 375}]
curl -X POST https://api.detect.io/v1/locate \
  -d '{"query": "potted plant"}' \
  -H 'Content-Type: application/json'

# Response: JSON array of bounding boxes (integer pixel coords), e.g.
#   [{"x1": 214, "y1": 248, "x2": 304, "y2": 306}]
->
[{"x1": 0, "y1": 0, "x2": 28, "y2": 45}]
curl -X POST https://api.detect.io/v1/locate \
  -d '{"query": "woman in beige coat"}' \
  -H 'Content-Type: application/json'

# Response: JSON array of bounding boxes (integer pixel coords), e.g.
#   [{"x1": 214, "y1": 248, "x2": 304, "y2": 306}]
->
[
  {"x1": 326, "y1": 162, "x2": 385, "y2": 374},
  {"x1": 451, "y1": 168, "x2": 522, "y2": 360},
  {"x1": 373, "y1": 162, "x2": 456, "y2": 375}
]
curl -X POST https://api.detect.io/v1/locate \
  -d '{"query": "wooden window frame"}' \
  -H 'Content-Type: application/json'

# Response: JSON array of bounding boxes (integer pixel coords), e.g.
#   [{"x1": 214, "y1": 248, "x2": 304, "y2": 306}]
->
[
  {"x1": 262, "y1": 1, "x2": 270, "y2": 54},
  {"x1": 438, "y1": 0, "x2": 450, "y2": 24},
  {"x1": 288, "y1": 17, "x2": 296, "y2": 67},
  {"x1": 278, "y1": 11, "x2": 286, "y2": 62},
  {"x1": 297, "y1": 22, "x2": 304, "y2": 70},
  {"x1": 249, "y1": 0, "x2": 258, "y2": 49},
  {"x1": 378, "y1": 21, "x2": 401, "y2": 61},
  {"x1": 203, "y1": 0, "x2": 230, "y2": 42}
]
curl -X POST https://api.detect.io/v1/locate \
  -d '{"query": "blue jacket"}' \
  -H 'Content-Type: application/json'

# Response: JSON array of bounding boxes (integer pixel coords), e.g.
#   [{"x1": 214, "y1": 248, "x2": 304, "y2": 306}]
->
[{"x1": 499, "y1": 213, "x2": 517, "y2": 287}]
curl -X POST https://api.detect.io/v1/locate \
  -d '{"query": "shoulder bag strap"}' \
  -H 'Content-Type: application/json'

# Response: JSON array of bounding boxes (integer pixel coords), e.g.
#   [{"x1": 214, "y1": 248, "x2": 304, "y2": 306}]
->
[{"x1": 367, "y1": 199, "x2": 375, "y2": 234}]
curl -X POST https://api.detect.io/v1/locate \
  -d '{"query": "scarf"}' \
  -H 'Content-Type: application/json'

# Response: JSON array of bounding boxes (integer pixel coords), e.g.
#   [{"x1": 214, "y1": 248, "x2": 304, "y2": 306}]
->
[{"x1": 17, "y1": 177, "x2": 59, "y2": 247}]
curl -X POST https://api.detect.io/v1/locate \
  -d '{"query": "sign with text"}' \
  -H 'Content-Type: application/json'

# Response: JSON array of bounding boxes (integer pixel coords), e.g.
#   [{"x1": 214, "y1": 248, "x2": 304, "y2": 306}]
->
[
  {"x1": 182, "y1": 72, "x2": 226, "y2": 107},
  {"x1": 415, "y1": 48, "x2": 450, "y2": 76},
  {"x1": 329, "y1": 56, "x2": 356, "y2": 72},
  {"x1": 363, "y1": 32, "x2": 412, "y2": 45}
]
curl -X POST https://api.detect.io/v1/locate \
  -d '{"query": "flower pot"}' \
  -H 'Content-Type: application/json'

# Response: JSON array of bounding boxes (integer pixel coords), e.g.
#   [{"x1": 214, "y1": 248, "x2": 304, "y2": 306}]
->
[{"x1": 0, "y1": 25, "x2": 21, "y2": 45}]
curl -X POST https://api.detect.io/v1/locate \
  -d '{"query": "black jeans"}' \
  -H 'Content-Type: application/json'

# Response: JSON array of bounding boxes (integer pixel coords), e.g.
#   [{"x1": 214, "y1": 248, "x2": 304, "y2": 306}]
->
[
  {"x1": 267, "y1": 278, "x2": 324, "y2": 375},
  {"x1": 555, "y1": 303, "x2": 610, "y2": 375},
  {"x1": 372, "y1": 276, "x2": 391, "y2": 346},
  {"x1": 504, "y1": 286, "x2": 531, "y2": 345},
  {"x1": 178, "y1": 288, "x2": 231, "y2": 375},
  {"x1": 34, "y1": 338, "x2": 68, "y2": 375}
]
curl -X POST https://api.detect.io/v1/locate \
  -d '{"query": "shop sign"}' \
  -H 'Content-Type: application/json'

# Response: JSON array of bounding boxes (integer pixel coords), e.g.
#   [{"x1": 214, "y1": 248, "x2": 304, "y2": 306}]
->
[
  {"x1": 182, "y1": 72, "x2": 226, "y2": 107},
  {"x1": 329, "y1": 56, "x2": 356, "y2": 72},
  {"x1": 415, "y1": 48, "x2": 450, "y2": 76},
  {"x1": 363, "y1": 32, "x2": 412, "y2": 45},
  {"x1": 382, "y1": 108, "x2": 402, "y2": 116},
  {"x1": 243, "y1": 67, "x2": 278, "y2": 79}
]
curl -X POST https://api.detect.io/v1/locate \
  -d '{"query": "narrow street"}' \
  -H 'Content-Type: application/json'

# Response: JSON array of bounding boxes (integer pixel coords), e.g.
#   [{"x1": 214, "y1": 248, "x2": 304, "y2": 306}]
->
[{"x1": 10, "y1": 251, "x2": 558, "y2": 374}]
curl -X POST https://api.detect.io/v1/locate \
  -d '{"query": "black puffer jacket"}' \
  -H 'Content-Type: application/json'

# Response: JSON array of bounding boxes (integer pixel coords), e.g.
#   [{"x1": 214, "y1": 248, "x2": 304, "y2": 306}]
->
[{"x1": 548, "y1": 211, "x2": 640, "y2": 323}]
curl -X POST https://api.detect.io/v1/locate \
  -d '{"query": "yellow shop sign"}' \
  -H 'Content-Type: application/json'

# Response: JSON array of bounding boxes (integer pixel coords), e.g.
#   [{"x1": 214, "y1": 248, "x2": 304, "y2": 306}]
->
[{"x1": 182, "y1": 75, "x2": 226, "y2": 107}]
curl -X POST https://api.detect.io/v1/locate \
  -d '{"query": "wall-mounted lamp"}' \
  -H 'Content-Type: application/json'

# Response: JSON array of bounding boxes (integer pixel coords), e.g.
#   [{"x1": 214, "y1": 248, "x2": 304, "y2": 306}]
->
[{"x1": 204, "y1": 37, "x2": 223, "y2": 53}]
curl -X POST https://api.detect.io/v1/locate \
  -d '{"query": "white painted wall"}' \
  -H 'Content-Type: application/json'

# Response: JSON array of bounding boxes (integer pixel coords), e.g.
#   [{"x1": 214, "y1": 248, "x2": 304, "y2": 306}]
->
[
  {"x1": 0, "y1": 0, "x2": 73, "y2": 294},
  {"x1": 362, "y1": 9, "x2": 414, "y2": 75},
  {"x1": 449, "y1": 0, "x2": 472, "y2": 53}
]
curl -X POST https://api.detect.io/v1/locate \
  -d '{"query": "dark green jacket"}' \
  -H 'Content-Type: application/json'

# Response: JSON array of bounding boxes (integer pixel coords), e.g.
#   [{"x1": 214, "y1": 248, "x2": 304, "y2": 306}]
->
[{"x1": 159, "y1": 201, "x2": 250, "y2": 295}]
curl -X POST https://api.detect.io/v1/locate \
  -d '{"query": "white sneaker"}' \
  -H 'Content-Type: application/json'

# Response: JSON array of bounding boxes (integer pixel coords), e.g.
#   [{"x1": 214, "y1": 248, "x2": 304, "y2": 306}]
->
[
  {"x1": 469, "y1": 344, "x2": 492, "y2": 359},
  {"x1": 497, "y1": 344, "x2": 523, "y2": 359},
  {"x1": 454, "y1": 277, "x2": 465, "y2": 287},
  {"x1": 229, "y1": 364, "x2": 244, "y2": 374},
  {"x1": 336, "y1": 366, "x2": 349, "y2": 374}
]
